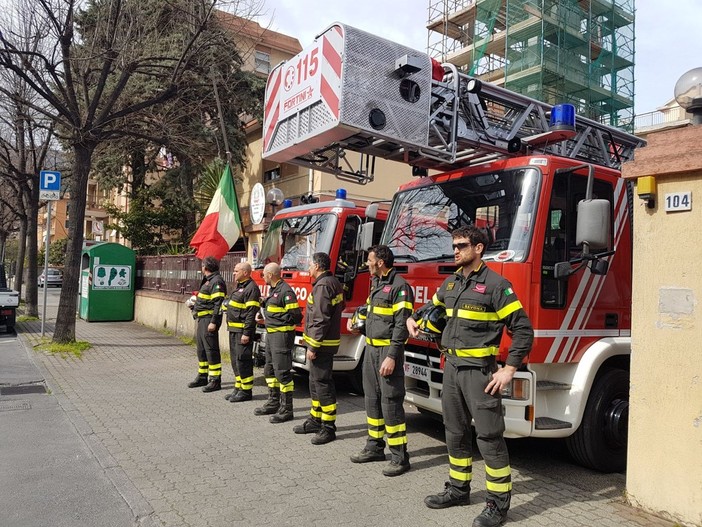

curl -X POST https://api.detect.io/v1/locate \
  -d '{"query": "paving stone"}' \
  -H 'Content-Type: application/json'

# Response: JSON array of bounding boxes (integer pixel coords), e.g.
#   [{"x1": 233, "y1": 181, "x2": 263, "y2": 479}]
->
[{"x1": 17, "y1": 313, "x2": 679, "y2": 527}]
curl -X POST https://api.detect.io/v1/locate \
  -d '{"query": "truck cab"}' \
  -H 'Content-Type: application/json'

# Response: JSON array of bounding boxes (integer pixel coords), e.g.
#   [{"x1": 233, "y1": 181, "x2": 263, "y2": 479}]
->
[{"x1": 252, "y1": 194, "x2": 385, "y2": 389}]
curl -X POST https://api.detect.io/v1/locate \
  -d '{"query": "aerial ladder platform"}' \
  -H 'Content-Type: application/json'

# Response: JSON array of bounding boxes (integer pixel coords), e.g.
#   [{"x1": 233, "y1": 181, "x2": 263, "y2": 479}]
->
[{"x1": 262, "y1": 23, "x2": 645, "y2": 184}]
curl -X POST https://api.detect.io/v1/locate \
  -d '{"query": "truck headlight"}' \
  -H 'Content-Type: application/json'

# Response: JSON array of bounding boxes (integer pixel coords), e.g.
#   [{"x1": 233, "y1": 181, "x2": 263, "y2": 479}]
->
[{"x1": 293, "y1": 345, "x2": 307, "y2": 365}]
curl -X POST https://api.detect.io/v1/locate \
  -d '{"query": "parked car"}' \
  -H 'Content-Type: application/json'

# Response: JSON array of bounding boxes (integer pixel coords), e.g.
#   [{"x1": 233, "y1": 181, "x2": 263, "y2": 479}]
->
[{"x1": 38, "y1": 268, "x2": 63, "y2": 288}]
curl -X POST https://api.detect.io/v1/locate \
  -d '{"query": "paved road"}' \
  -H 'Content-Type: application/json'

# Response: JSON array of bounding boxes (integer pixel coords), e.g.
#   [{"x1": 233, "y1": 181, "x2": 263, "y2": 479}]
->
[{"x1": 4, "y1": 289, "x2": 675, "y2": 527}]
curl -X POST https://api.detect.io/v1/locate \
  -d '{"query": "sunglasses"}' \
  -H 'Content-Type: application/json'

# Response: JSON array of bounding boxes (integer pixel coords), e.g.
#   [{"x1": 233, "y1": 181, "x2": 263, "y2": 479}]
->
[{"x1": 452, "y1": 242, "x2": 472, "y2": 251}]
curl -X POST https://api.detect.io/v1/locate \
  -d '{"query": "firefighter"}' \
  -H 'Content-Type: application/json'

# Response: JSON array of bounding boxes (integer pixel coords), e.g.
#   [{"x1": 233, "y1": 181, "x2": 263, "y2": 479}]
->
[
  {"x1": 222, "y1": 261, "x2": 260, "y2": 403},
  {"x1": 187, "y1": 256, "x2": 227, "y2": 393},
  {"x1": 348, "y1": 245, "x2": 414, "y2": 477},
  {"x1": 255, "y1": 262, "x2": 301, "y2": 423},
  {"x1": 407, "y1": 226, "x2": 533, "y2": 527},
  {"x1": 294, "y1": 252, "x2": 345, "y2": 445}
]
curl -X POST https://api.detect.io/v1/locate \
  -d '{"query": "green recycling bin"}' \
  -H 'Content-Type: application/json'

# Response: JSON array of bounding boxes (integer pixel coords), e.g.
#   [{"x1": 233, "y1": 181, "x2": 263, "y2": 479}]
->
[{"x1": 79, "y1": 242, "x2": 136, "y2": 321}]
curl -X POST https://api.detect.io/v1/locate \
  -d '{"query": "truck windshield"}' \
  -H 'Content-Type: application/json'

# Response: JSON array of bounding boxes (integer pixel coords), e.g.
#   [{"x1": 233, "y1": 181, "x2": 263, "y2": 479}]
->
[
  {"x1": 381, "y1": 167, "x2": 540, "y2": 262},
  {"x1": 256, "y1": 213, "x2": 338, "y2": 270}
]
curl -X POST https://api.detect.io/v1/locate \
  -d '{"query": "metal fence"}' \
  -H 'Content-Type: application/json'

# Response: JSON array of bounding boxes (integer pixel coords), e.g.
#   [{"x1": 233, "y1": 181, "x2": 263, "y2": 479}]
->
[
  {"x1": 634, "y1": 106, "x2": 689, "y2": 130},
  {"x1": 136, "y1": 253, "x2": 247, "y2": 295}
]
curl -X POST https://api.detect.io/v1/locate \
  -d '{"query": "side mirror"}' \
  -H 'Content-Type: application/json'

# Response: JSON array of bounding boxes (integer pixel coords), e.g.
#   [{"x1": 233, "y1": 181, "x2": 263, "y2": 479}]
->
[
  {"x1": 364, "y1": 203, "x2": 379, "y2": 220},
  {"x1": 576, "y1": 199, "x2": 610, "y2": 250},
  {"x1": 554, "y1": 261, "x2": 573, "y2": 280},
  {"x1": 356, "y1": 222, "x2": 374, "y2": 251},
  {"x1": 590, "y1": 259, "x2": 609, "y2": 276}
]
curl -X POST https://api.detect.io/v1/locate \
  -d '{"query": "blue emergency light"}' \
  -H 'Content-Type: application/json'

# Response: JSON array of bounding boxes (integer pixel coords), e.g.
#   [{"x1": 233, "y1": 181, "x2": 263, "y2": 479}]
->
[
  {"x1": 335, "y1": 188, "x2": 347, "y2": 199},
  {"x1": 549, "y1": 103, "x2": 576, "y2": 132},
  {"x1": 282, "y1": 199, "x2": 293, "y2": 208}
]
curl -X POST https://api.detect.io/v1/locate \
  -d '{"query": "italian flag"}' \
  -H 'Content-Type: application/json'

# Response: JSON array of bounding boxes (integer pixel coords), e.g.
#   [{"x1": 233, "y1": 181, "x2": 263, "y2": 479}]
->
[{"x1": 190, "y1": 164, "x2": 241, "y2": 260}]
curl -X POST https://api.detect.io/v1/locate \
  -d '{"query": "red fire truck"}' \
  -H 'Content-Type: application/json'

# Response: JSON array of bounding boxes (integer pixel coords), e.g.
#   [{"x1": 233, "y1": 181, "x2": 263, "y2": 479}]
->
[
  {"x1": 262, "y1": 23, "x2": 645, "y2": 472},
  {"x1": 252, "y1": 193, "x2": 386, "y2": 391}
]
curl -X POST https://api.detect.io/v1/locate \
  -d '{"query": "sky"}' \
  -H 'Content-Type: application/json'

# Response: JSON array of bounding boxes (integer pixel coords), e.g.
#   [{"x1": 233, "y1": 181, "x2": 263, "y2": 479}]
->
[{"x1": 259, "y1": 0, "x2": 702, "y2": 115}]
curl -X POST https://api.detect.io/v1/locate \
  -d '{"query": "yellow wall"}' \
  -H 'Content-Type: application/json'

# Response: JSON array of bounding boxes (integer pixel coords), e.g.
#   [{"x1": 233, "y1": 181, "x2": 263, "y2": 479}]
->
[{"x1": 623, "y1": 125, "x2": 702, "y2": 527}]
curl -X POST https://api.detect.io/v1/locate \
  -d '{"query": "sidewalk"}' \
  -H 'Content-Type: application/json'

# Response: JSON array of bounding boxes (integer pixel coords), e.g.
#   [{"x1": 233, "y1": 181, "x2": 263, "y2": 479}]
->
[{"x1": 3, "y1": 302, "x2": 675, "y2": 527}]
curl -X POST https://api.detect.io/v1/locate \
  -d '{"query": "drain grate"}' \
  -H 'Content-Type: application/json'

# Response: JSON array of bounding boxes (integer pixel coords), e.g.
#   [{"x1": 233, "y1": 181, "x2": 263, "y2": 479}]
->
[
  {"x1": 0, "y1": 385, "x2": 47, "y2": 396},
  {"x1": 0, "y1": 400, "x2": 31, "y2": 412}
]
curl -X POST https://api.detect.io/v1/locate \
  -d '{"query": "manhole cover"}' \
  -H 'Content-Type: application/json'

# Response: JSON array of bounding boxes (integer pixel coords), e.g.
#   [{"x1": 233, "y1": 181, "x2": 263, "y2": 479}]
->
[
  {"x1": 0, "y1": 400, "x2": 31, "y2": 411},
  {"x1": 0, "y1": 385, "x2": 47, "y2": 395}
]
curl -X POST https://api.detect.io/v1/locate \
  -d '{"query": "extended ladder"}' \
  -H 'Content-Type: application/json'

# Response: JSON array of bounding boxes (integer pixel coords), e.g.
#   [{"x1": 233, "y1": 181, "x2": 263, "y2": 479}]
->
[{"x1": 262, "y1": 24, "x2": 645, "y2": 183}]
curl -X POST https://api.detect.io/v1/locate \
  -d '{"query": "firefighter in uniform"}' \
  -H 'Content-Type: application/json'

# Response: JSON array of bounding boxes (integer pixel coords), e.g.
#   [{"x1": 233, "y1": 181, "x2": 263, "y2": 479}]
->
[
  {"x1": 254, "y1": 262, "x2": 302, "y2": 423},
  {"x1": 408, "y1": 226, "x2": 533, "y2": 527},
  {"x1": 347, "y1": 245, "x2": 414, "y2": 477},
  {"x1": 221, "y1": 261, "x2": 260, "y2": 403},
  {"x1": 295, "y1": 252, "x2": 345, "y2": 445},
  {"x1": 187, "y1": 256, "x2": 227, "y2": 392}
]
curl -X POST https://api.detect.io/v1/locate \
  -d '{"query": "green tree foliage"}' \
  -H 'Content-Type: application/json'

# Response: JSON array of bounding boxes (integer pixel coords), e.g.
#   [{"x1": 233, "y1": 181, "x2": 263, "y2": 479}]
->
[
  {"x1": 39, "y1": 238, "x2": 69, "y2": 267},
  {"x1": 88, "y1": 8, "x2": 265, "y2": 250},
  {"x1": 0, "y1": 0, "x2": 263, "y2": 343}
]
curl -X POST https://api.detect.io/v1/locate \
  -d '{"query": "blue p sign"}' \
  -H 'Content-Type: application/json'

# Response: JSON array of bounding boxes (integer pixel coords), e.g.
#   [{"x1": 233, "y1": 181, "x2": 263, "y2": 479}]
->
[
  {"x1": 40, "y1": 170, "x2": 61, "y2": 191},
  {"x1": 39, "y1": 170, "x2": 61, "y2": 200}
]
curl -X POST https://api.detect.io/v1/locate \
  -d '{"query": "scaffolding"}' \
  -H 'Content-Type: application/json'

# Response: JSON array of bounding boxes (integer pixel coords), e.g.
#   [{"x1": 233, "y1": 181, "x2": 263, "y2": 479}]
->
[{"x1": 426, "y1": 0, "x2": 636, "y2": 130}]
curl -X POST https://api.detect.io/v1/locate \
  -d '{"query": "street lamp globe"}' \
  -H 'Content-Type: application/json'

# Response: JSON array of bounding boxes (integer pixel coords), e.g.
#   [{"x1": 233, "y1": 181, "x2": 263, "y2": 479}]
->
[
  {"x1": 674, "y1": 67, "x2": 702, "y2": 123},
  {"x1": 266, "y1": 188, "x2": 284, "y2": 206}
]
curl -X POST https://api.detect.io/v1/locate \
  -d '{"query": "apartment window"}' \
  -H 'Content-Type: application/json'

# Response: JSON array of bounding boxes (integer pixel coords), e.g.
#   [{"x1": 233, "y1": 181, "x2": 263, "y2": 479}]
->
[
  {"x1": 264, "y1": 168, "x2": 280, "y2": 182},
  {"x1": 255, "y1": 50, "x2": 271, "y2": 75}
]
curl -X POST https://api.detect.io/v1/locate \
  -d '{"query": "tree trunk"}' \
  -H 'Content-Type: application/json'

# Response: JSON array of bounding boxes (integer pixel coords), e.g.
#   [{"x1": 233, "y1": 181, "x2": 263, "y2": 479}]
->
[
  {"x1": 53, "y1": 143, "x2": 94, "y2": 343},
  {"x1": 15, "y1": 216, "x2": 27, "y2": 301},
  {"x1": 130, "y1": 149, "x2": 146, "y2": 200},
  {"x1": 24, "y1": 182, "x2": 40, "y2": 317}
]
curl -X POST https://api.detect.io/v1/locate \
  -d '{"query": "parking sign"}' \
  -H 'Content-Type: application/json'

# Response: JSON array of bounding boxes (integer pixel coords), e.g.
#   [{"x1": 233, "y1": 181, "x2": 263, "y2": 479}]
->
[{"x1": 39, "y1": 170, "x2": 61, "y2": 200}]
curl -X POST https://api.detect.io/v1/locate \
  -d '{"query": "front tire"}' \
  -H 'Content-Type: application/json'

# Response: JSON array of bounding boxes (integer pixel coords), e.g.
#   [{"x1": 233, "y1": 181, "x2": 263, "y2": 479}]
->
[{"x1": 567, "y1": 368, "x2": 629, "y2": 472}]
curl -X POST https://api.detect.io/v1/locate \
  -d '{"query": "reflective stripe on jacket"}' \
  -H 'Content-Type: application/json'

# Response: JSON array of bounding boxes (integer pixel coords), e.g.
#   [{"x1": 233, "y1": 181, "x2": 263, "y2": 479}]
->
[
  {"x1": 263, "y1": 279, "x2": 302, "y2": 333},
  {"x1": 303, "y1": 271, "x2": 345, "y2": 349},
  {"x1": 193, "y1": 272, "x2": 227, "y2": 324},
  {"x1": 364, "y1": 268, "x2": 414, "y2": 360},
  {"x1": 430, "y1": 263, "x2": 533, "y2": 368},
  {"x1": 222, "y1": 278, "x2": 261, "y2": 335}
]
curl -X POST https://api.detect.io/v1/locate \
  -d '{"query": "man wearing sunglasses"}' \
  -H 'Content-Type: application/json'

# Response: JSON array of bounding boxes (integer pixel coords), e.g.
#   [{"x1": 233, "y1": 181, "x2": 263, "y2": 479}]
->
[{"x1": 407, "y1": 226, "x2": 533, "y2": 527}]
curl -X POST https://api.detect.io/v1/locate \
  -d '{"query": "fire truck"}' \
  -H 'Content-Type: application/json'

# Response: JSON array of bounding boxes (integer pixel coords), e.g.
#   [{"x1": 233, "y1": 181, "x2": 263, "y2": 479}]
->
[
  {"x1": 262, "y1": 23, "x2": 645, "y2": 472},
  {"x1": 251, "y1": 192, "x2": 386, "y2": 391}
]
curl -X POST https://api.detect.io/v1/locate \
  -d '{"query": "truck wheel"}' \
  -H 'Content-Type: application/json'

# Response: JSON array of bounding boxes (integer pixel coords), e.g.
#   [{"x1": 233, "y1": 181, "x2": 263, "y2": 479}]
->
[{"x1": 566, "y1": 368, "x2": 629, "y2": 472}]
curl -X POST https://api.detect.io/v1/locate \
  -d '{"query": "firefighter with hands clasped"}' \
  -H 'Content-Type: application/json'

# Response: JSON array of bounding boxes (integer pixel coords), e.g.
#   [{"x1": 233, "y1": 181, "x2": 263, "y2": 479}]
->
[
  {"x1": 407, "y1": 226, "x2": 533, "y2": 527},
  {"x1": 294, "y1": 252, "x2": 345, "y2": 445},
  {"x1": 187, "y1": 256, "x2": 227, "y2": 393},
  {"x1": 347, "y1": 245, "x2": 414, "y2": 477},
  {"x1": 221, "y1": 262, "x2": 261, "y2": 403},
  {"x1": 255, "y1": 262, "x2": 302, "y2": 423}
]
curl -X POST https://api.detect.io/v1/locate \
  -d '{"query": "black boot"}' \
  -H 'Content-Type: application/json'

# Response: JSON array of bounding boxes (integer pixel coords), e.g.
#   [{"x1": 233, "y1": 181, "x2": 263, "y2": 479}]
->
[
  {"x1": 311, "y1": 424, "x2": 336, "y2": 445},
  {"x1": 202, "y1": 377, "x2": 221, "y2": 393},
  {"x1": 269, "y1": 391, "x2": 293, "y2": 423},
  {"x1": 472, "y1": 500, "x2": 507, "y2": 527},
  {"x1": 383, "y1": 451, "x2": 411, "y2": 477},
  {"x1": 424, "y1": 482, "x2": 470, "y2": 509},
  {"x1": 230, "y1": 389, "x2": 252, "y2": 403},
  {"x1": 187, "y1": 374, "x2": 208, "y2": 388},
  {"x1": 224, "y1": 389, "x2": 239, "y2": 401},
  {"x1": 293, "y1": 418, "x2": 322, "y2": 434},
  {"x1": 254, "y1": 388, "x2": 280, "y2": 415}
]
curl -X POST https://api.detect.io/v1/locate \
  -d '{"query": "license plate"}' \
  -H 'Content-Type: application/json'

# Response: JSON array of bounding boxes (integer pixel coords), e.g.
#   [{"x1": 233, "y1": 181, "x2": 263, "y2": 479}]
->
[{"x1": 404, "y1": 362, "x2": 430, "y2": 382}]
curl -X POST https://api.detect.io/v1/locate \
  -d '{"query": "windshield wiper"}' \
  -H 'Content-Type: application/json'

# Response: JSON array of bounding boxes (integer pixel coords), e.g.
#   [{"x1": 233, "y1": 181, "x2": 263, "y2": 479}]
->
[{"x1": 394, "y1": 254, "x2": 419, "y2": 262}]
